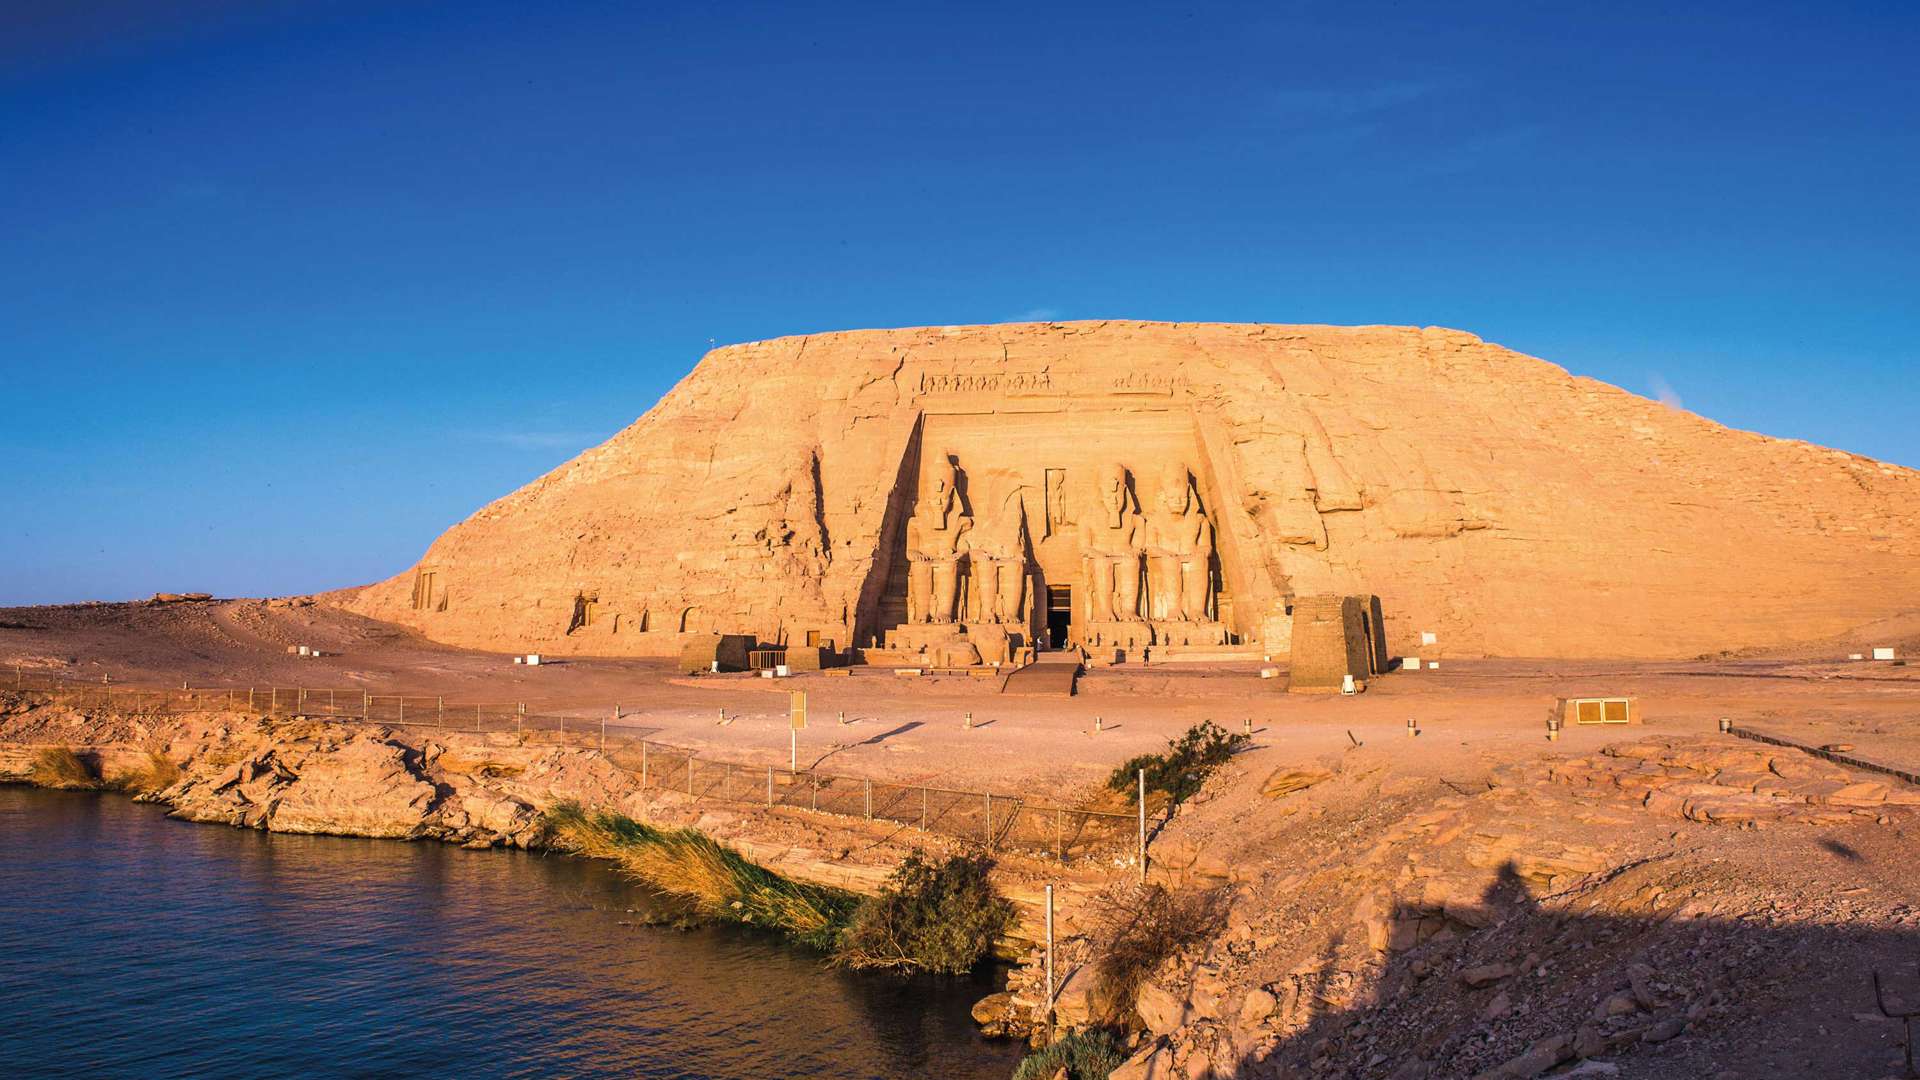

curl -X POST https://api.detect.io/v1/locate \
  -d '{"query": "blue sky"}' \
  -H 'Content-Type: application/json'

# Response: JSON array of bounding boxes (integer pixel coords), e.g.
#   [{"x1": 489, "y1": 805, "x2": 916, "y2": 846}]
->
[{"x1": 2, "y1": 1, "x2": 1916, "y2": 605}]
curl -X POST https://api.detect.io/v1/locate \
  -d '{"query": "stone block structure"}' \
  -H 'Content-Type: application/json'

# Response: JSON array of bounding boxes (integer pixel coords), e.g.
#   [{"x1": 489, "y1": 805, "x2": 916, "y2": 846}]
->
[
  {"x1": 1288, "y1": 596, "x2": 1375, "y2": 692},
  {"x1": 343, "y1": 321, "x2": 1920, "y2": 663}
]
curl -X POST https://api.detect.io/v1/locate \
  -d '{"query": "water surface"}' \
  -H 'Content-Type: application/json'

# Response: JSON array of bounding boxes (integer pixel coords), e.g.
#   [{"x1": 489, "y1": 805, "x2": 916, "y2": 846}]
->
[{"x1": 0, "y1": 787, "x2": 1024, "y2": 1078}]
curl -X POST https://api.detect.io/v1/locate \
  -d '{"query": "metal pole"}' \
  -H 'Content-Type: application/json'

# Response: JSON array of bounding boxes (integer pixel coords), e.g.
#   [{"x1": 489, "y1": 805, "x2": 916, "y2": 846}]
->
[
  {"x1": 921, "y1": 787, "x2": 928, "y2": 830},
  {"x1": 984, "y1": 792, "x2": 992, "y2": 848},
  {"x1": 766, "y1": 766, "x2": 774, "y2": 807},
  {"x1": 1044, "y1": 884, "x2": 1055, "y2": 1022},
  {"x1": 437, "y1": 696, "x2": 444, "y2": 724},
  {"x1": 790, "y1": 727, "x2": 797, "y2": 772},
  {"x1": 1137, "y1": 768, "x2": 1147, "y2": 882},
  {"x1": 864, "y1": 778, "x2": 872, "y2": 819}
]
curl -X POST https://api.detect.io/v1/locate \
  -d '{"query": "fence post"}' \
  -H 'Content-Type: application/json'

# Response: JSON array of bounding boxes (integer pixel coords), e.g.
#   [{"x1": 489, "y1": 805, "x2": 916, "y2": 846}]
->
[
  {"x1": 437, "y1": 696, "x2": 444, "y2": 724},
  {"x1": 984, "y1": 792, "x2": 993, "y2": 850},
  {"x1": 1045, "y1": 884, "x2": 1055, "y2": 1023},
  {"x1": 1137, "y1": 768, "x2": 1147, "y2": 883},
  {"x1": 921, "y1": 786, "x2": 928, "y2": 830},
  {"x1": 864, "y1": 778, "x2": 872, "y2": 819},
  {"x1": 766, "y1": 765, "x2": 773, "y2": 807},
  {"x1": 641, "y1": 740, "x2": 648, "y2": 786},
  {"x1": 1054, "y1": 807, "x2": 1064, "y2": 861},
  {"x1": 688, "y1": 754, "x2": 695, "y2": 797},
  {"x1": 811, "y1": 775, "x2": 818, "y2": 812}
]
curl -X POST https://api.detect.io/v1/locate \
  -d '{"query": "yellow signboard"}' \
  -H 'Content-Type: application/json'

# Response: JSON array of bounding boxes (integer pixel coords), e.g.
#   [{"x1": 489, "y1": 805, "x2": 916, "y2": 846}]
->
[{"x1": 789, "y1": 691, "x2": 807, "y2": 730}]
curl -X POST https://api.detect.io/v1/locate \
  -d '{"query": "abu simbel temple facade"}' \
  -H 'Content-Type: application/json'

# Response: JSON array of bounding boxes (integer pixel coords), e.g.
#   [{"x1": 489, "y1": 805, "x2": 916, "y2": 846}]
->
[{"x1": 348, "y1": 322, "x2": 1920, "y2": 664}]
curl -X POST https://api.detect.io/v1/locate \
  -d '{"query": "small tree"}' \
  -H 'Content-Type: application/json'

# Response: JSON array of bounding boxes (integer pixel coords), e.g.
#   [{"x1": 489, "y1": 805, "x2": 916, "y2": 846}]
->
[
  {"x1": 834, "y1": 851, "x2": 1014, "y2": 975},
  {"x1": 1107, "y1": 720, "x2": 1247, "y2": 807}
]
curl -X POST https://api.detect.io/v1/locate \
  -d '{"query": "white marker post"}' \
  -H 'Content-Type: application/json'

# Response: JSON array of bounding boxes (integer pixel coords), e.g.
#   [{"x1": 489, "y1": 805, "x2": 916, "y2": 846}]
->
[
  {"x1": 789, "y1": 690, "x2": 807, "y2": 773},
  {"x1": 1137, "y1": 768, "x2": 1147, "y2": 883},
  {"x1": 1044, "y1": 884, "x2": 1055, "y2": 1025}
]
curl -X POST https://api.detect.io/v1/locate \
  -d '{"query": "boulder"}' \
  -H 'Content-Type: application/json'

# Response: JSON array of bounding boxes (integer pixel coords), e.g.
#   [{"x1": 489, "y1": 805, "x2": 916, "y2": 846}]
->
[{"x1": 1136, "y1": 981, "x2": 1190, "y2": 1035}]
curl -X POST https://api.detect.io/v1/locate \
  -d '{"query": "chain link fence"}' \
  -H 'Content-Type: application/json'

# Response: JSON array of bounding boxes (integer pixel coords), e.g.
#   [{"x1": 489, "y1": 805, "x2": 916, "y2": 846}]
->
[{"x1": 6, "y1": 667, "x2": 1139, "y2": 864}]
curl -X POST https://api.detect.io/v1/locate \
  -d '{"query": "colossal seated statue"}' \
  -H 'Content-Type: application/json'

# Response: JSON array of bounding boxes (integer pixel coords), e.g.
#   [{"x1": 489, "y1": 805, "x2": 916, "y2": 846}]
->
[
  {"x1": 1079, "y1": 464, "x2": 1145, "y2": 624},
  {"x1": 1145, "y1": 462, "x2": 1216, "y2": 624},
  {"x1": 969, "y1": 491, "x2": 1030, "y2": 626},
  {"x1": 905, "y1": 454, "x2": 971, "y2": 625}
]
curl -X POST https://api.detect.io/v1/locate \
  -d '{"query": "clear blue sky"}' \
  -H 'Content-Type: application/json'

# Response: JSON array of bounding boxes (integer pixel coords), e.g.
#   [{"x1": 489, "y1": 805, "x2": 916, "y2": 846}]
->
[{"x1": 3, "y1": 1, "x2": 1915, "y2": 605}]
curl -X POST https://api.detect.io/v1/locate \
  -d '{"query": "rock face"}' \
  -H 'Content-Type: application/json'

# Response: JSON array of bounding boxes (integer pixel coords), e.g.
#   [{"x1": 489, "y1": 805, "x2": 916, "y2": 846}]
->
[{"x1": 344, "y1": 321, "x2": 1920, "y2": 659}]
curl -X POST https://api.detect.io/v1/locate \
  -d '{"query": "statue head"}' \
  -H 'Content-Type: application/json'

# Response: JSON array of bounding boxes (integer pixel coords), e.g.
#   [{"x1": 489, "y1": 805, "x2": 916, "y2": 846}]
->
[
  {"x1": 921, "y1": 454, "x2": 958, "y2": 525},
  {"x1": 1158, "y1": 463, "x2": 1193, "y2": 515}
]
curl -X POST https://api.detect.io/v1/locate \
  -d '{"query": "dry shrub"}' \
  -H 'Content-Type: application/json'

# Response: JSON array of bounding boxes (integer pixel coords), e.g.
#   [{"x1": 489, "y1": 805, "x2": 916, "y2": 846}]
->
[
  {"x1": 29, "y1": 746, "x2": 100, "y2": 789},
  {"x1": 110, "y1": 750, "x2": 183, "y2": 795},
  {"x1": 1012, "y1": 1028, "x2": 1126, "y2": 1080},
  {"x1": 833, "y1": 851, "x2": 1014, "y2": 975},
  {"x1": 1089, "y1": 882, "x2": 1232, "y2": 1026},
  {"x1": 543, "y1": 802, "x2": 861, "y2": 950}
]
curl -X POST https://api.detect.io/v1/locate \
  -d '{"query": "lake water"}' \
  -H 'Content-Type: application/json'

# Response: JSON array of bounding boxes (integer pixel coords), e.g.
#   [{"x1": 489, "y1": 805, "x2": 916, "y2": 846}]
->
[{"x1": 0, "y1": 786, "x2": 1026, "y2": 1078}]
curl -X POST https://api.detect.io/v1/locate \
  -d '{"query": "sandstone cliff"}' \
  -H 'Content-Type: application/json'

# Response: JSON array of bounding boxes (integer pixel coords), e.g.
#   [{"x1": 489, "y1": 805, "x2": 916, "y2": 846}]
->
[{"x1": 344, "y1": 321, "x2": 1920, "y2": 659}]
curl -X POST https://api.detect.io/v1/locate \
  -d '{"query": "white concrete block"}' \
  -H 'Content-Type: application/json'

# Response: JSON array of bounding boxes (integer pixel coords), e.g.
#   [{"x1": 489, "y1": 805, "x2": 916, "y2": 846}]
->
[
  {"x1": 514, "y1": 657, "x2": 524, "y2": 664},
  {"x1": 1341, "y1": 674, "x2": 1356, "y2": 695},
  {"x1": 1259, "y1": 667, "x2": 1279, "y2": 679},
  {"x1": 526, "y1": 654, "x2": 541, "y2": 666},
  {"x1": 1874, "y1": 647, "x2": 1896, "y2": 661},
  {"x1": 1402, "y1": 657, "x2": 1421, "y2": 671},
  {"x1": 1849, "y1": 653, "x2": 1863, "y2": 661},
  {"x1": 775, "y1": 664, "x2": 791, "y2": 677},
  {"x1": 297, "y1": 645, "x2": 310, "y2": 656},
  {"x1": 1427, "y1": 660, "x2": 1439, "y2": 669}
]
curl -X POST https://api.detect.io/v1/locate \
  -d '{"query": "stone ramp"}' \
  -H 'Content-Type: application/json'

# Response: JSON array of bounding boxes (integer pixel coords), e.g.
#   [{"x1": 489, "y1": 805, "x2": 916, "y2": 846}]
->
[{"x1": 1000, "y1": 654, "x2": 1080, "y2": 696}]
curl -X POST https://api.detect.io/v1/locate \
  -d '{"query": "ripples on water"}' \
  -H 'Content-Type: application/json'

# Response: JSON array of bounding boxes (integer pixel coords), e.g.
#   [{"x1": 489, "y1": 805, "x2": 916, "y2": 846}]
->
[{"x1": 0, "y1": 787, "x2": 1025, "y2": 1079}]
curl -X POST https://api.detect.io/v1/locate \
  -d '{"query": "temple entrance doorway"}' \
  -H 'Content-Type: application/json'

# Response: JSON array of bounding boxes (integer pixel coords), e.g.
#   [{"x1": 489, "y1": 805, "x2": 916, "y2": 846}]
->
[{"x1": 1046, "y1": 585, "x2": 1072, "y2": 649}]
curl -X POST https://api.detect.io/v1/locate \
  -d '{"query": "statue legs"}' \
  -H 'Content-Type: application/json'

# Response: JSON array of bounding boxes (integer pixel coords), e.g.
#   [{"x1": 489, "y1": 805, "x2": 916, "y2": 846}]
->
[
  {"x1": 972, "y1": 559, "x2": 999, "y2": 624},
  {"x1": 907, "y1": 559, "x2": 933, "y2": 624},
  {"x1": 995, "y1": 561, "x2": 1026, "y2": 625},
  {"x1": 1113, "y1": 555, "x2": 1143, "y2": 621},
  {"x1": 1181, "y1": 560, "x2": 1211, "y2": 622},
  {"x1": 1084, "y1": 558, "x2": 1115, "y2": 622},
  {"x1": 931, "y1": 557, "x2": 961, "y2": 624},
  {"x1": 1149, "y1": 555, "x2": 1184, "y2": 621}
]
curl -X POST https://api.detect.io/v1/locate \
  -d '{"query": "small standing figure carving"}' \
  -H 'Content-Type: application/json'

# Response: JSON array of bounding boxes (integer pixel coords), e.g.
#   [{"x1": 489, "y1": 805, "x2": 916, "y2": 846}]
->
[
  {"x1": 1079, "y1": 465, "x2": 1145, "y2": 623},
  {"x1": 905, "y1": 454, "x2": 971, "y2": 624}
]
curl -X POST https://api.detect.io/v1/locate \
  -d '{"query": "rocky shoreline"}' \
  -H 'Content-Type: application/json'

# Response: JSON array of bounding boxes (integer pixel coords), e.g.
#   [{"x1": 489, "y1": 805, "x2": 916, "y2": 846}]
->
[{"x1": 0, "y1": 694, "x2": 1101, "y2": 931}]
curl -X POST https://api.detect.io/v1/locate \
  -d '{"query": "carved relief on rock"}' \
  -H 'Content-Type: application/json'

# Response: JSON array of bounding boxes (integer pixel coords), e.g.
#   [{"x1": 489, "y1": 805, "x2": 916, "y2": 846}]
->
[
  {"x1": 1079, "y1": 464, "x2": 1145, "y2": 623},
  {"x1": 904, "y1": 452, "x2": 972, "y2": 624},
  {"x1": 1144, "y1": 462, "x2": 1216, "y2": 623}
]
